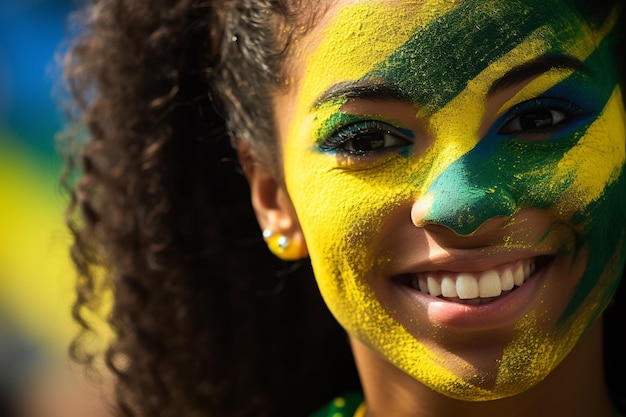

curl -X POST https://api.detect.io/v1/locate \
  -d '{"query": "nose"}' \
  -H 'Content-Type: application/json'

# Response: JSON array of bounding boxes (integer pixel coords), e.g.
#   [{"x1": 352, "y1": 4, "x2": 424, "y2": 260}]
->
[{"x1": 411, "y1": 162, "x2": 517, "y2": 236}]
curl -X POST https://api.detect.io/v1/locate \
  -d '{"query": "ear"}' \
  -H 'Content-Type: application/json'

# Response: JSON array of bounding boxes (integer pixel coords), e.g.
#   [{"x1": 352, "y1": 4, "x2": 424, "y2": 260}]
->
[{"x1": 238, "y1": 142, "x2": 308, "y2": 261}]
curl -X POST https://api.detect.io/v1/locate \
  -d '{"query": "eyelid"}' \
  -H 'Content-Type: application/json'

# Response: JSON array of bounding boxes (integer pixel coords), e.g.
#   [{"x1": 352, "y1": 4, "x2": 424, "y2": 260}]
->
[
  {"x1": 314, "y1": 111, "x2": 409, "y2": 144},
  {"x1": 497, "y1": 97, "x2": 587, "y2": 136},
  {"x1": 494, "y1": 68, "x2": 577, "y2": 117},
  {"x1": 317, "y1": 120, "x2": 414, "y2": 154}
]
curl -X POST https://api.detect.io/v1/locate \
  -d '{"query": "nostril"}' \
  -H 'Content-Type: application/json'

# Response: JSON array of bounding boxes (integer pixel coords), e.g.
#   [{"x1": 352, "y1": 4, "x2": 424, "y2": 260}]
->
[
  {"x1": 408, "y1": 212, "x2": 519, "y2": 251},
  {"x1": 422, "y1": 222, "x2": 465, "y2": 236},
  {"x1": 422, "y1": 216, "x2": 515, "y2": 241}
]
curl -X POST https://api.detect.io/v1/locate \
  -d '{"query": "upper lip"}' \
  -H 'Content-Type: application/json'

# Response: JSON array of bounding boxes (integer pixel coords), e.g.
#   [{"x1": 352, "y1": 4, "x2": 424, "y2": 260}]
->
[
  {"x1": 374, "y1": 209, "x2": 570, "y2": 277},
  {"x1": 389, "y1": 250, "x2": 555, "y2": 276}
]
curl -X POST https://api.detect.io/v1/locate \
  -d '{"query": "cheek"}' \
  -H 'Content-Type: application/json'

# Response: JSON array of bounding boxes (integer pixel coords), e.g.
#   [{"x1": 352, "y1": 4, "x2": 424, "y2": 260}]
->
[
  {"x1": 284, "y1": 152, "x2": 398, "y2": 363},
  {"x1": 283, "y1": 154, "x2": 483, "y2": 397},
  {"x1": 285, "y1": 152, "x2": 413, "y2": 286},
  {"x1": 552, "y1": 89, "x2": 626, "y2": 222},
  {"x1": 555, "y1": 89, "x2": 626, "y2": 323},
  {"x1": 501, "y1": 90, "x2": 626, "y2": 354}
]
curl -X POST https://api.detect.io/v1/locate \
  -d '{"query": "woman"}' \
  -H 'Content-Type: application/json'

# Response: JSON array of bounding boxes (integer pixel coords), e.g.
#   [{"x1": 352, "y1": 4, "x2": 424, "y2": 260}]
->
[{"x1": 62, "y1": 0, "x2": 626, "y2": 416}]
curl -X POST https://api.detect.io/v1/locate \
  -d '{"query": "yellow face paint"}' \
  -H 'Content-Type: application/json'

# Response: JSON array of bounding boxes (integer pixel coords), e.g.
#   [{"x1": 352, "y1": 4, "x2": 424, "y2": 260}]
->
[{"x1": 275, "y1": 0, "x2": 625, "y2": 400}]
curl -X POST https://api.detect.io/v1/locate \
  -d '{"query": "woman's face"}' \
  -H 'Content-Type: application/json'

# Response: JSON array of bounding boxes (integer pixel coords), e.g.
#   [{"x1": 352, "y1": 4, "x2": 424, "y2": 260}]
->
[{"x1": 272, "y1": 0, "x2": 626, "y2": 400}]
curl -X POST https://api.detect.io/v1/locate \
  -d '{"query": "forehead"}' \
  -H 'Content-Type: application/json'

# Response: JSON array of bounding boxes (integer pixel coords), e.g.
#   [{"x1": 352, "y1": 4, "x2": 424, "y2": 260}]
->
[{"x1": 292, "y1": 0, "x2": 589, "y2": 110}]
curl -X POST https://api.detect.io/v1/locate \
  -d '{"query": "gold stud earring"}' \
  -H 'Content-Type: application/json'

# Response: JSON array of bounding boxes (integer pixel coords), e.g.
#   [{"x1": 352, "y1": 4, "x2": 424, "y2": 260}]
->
[{"x1": 262, "y1": 229, "x2": 302, "y2": 260}]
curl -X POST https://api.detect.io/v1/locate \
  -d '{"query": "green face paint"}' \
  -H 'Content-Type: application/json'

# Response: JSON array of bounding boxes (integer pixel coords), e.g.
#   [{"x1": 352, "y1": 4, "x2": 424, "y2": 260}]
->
[{"x1": 276, "y1": 0, "x2": 626, "y2": 400}]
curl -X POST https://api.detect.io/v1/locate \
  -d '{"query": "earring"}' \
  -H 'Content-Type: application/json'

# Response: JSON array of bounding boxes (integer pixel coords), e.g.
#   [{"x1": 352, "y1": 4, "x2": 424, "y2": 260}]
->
[{"x1": 262, "y1": 229, "x2": 302, "y2": 260}]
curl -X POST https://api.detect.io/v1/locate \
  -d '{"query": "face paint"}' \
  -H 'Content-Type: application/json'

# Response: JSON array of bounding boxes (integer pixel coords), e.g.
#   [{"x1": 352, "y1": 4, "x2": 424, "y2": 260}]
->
[{"x1": 275, "y1": 0, "x2": 626, "y2": 400}]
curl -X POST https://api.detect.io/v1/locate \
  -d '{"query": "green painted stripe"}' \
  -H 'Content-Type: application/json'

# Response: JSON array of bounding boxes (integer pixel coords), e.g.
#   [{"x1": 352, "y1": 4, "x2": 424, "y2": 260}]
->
[{"x1": 368, "y1": 0, "x2": 586, "y2": 111}]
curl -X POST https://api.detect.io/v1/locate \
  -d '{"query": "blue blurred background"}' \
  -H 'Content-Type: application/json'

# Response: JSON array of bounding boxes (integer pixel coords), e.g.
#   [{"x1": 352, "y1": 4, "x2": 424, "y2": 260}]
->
[{"x1": 0, "y1": 1, "x2": 110, "y2": 415}]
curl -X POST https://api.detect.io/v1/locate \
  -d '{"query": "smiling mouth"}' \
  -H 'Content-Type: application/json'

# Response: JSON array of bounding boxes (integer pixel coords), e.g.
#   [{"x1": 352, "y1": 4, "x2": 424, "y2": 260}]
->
[{"x1": 396, "y1": 257, "x2": 550, "y2": 305}]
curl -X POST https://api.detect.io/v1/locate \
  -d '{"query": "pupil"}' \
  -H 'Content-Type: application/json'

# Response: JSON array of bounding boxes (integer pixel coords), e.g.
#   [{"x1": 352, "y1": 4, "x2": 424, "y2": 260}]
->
[
  {"x1": 520, "y1": 109, "x2": 553, "y2": 129},
  {"x1": 353, "y1": 133, "x2": 384, "y2": 151}
]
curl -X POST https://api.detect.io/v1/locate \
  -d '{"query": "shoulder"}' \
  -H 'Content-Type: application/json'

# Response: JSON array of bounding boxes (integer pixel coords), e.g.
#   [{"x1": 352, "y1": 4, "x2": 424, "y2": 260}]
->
[{"x1": 310, "y1": 392, "x2": 365, "y2": 417}]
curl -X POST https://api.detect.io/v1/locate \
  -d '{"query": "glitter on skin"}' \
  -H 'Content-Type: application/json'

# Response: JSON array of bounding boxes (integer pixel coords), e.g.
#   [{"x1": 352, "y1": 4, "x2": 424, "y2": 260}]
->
[
  {"x1": 496, "y1": 238, "x2": 625, "y2": 395},
  {"x1": 279, "y1": 0, "x2": 626, "y2": 400}
]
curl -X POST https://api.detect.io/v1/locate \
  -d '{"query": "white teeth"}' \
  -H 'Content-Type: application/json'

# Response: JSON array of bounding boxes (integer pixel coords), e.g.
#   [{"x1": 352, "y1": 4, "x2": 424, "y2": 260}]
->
[
  {"x1": 427, "y1": 276, "x2": 442, "y2": 297},
  {"x1": 479, "y1": 270, "x2": 502, "y2": 298},
  {"x1": 441, "y1": 275, "x2": 456, "y2": 298},
  {"x1": 412, "y1": 258, "x2": 537, "y2": 301},
  {"x1": 500, "y1": 269, "x2": 514, "y2": 291},
  {"x1": 513, "y1": 262, "x2": 525, "y2": 286},
  {"x1": 457, "y1": 273, "x2": 479, "y2": 299},
  {"x1": 418, "y1": 276, "x2": 428, "y2": 293}
]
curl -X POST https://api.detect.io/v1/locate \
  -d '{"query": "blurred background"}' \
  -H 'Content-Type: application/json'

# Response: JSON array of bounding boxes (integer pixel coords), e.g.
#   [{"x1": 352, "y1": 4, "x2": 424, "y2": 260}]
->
[{"x1": 0, "y1": 1, "x2": 111, "y2": 415}]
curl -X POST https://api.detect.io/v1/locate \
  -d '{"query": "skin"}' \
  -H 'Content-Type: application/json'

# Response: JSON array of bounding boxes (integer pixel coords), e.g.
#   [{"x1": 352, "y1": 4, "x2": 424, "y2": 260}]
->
[{"x1": 247, "y1": 0, "x2": 625, "y2": 415}]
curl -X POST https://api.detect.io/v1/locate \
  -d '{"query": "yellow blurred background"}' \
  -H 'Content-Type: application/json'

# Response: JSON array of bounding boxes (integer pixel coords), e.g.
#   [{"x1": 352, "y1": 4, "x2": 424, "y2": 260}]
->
[{"x1": 1, "y1": 2, "x2": 111, "y2": 415}]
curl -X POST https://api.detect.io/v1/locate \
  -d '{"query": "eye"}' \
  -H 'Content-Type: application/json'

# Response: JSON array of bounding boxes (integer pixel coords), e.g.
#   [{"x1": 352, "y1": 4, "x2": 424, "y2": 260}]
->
[
  {"x1": 318, "y1": 120, "x2": 413, "y2": 155},
  {"x1": 499, "y1": 109, "x2": 566, "y2": 134},
  {"x1": 497, "y1": 98, "x2": 585, "y2": 136}
]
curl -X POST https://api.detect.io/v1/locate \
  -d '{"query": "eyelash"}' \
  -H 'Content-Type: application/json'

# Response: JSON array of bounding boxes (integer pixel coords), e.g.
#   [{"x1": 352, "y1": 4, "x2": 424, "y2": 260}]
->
[
  {"x1": 318, "y1": 120, "x2": 413, "y2": 155},
  {"x1": 497, "y1": 97, "x2": 587, "y2": 136}
]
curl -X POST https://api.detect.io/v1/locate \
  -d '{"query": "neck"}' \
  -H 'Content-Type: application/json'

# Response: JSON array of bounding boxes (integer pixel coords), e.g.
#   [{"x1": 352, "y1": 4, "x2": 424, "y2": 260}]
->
[{"x1": 350, "y1": 319, "x2": 613, "y2": 417}]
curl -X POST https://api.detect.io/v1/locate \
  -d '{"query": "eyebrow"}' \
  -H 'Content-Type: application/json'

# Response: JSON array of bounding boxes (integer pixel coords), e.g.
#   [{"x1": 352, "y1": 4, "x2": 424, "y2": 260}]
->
[
  {"x1": 312, "y1": 55, "x2": 584, "y2": 109},
  {"x1": 312, "y1": 80, "x2": 405, "y2": 109},
  {"x1": 487, "y1": 55, "x2": 583, "y2": 97}
]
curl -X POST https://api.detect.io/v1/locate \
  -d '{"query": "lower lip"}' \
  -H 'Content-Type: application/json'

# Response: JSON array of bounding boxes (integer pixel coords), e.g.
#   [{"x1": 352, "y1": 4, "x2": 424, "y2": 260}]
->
[{"x1": 399, "y1": 264, "x2": 548, "y2": 329}]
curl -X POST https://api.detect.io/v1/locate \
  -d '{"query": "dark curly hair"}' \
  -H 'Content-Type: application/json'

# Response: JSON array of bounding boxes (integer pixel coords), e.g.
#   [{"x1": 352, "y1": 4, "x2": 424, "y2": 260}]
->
[
  {"x1": 60, "y1": 0, "x2": 626, "y2": 416},
  {"x1": 62, "y1": 1, "x2": 357, "y2": 416}
]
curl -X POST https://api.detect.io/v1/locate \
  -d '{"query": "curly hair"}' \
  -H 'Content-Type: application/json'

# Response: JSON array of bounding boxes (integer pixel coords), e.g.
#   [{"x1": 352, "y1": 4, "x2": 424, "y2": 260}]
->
[
  {"x1": 60, "y1": 0, "x2": 625, "y2": 416},
  {"x1": 62, "y1": 1, "x2": 358, "y2": 416}
]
